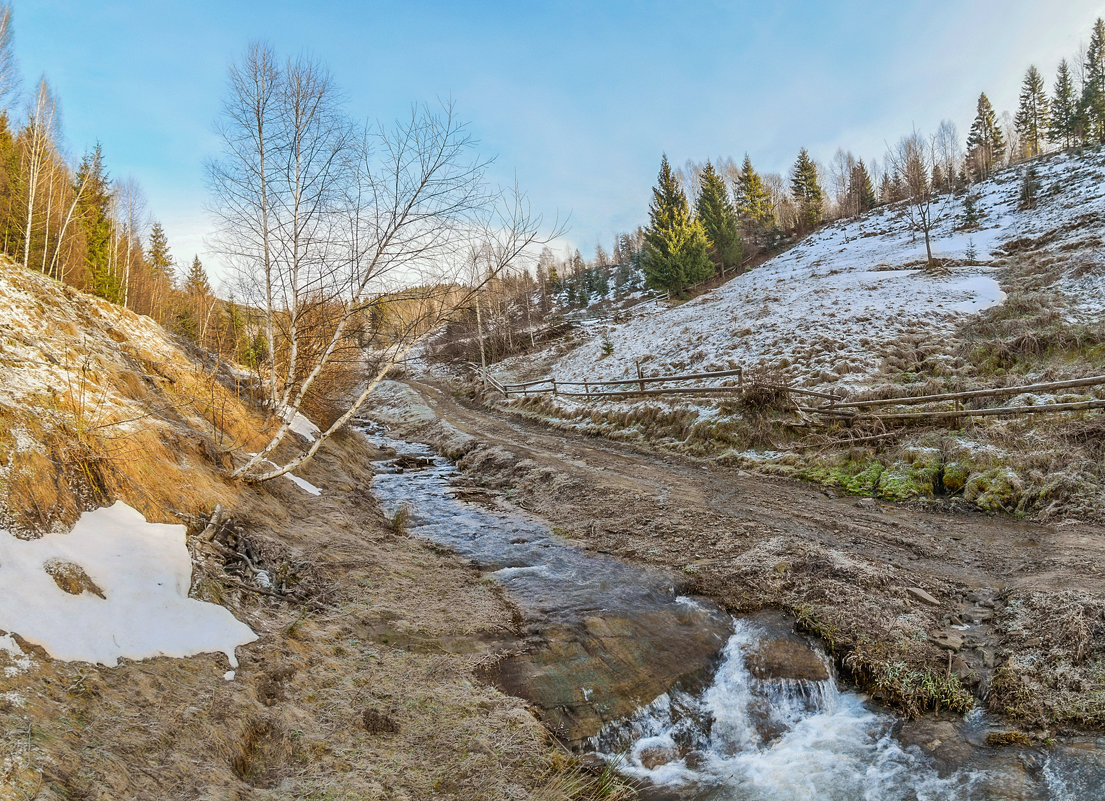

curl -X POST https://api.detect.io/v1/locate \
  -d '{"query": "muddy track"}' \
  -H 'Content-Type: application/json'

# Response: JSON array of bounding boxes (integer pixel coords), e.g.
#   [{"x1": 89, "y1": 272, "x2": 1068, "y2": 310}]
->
[
  {"x1": 409, "y1": 380, "x2": 1099, "y2": 592},
  {"x1": 397, "y1": 379, "x2": 1105, "y2": 728}
]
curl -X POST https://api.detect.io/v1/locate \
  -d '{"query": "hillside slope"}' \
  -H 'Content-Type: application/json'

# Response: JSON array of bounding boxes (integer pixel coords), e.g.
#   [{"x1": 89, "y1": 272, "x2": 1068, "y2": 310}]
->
[
  {"x1": 544, "y1": 149, "x2": 1105, "y2": 391},
  {"x1": 0, "y1": 262, "x2": 582, "y2": 799}
]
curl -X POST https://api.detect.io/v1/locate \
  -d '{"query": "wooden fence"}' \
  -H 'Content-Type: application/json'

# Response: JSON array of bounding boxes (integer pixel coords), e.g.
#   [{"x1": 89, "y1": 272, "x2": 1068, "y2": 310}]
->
[{"x1": 475, "y1": 363, "x2": 1105, "y2": 425}]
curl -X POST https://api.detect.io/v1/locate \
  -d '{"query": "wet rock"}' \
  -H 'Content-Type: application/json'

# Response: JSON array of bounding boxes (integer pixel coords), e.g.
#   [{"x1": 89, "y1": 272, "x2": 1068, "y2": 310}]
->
[
  {"x1": 931, "y1": 630, "x2": 964, "y2": 651},
  {"x1": 906, "y1": 586, "x2": 940, "y2": 606},
  {"x1": 741, "y1": 610, "x2": 830, "y2": 682},
  {"x1": 488, "y1": 607, "x2": 731, "y2": 743},
  {"x1": 744, "y1": 638, "x2": 829, "y2": 682},
  {"x1": 575, "y1": 752, "x2": 607, "y2": 775},
  {"x1": 638, "y1": 745, "x2": 678, "y2": 770}
]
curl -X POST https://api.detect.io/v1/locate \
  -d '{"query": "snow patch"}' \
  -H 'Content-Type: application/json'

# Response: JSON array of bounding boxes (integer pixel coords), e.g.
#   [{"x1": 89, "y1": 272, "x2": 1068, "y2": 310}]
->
[
  {"x1": 285, "y1": 473, "x2": 321, "y2": 496},
  {"x1": 0, "y1": 502, "x2": 257, "y2": 668},
  {"x1": 283, "y1": 407, "x2": 321, "y2": 442}
]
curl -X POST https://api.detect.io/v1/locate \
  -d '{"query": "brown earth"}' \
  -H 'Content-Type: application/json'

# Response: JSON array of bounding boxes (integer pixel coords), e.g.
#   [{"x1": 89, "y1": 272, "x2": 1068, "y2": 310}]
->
[
  {"x1": 373, "y1": 378, "x2": 1105, "y2": 735},
  {"x1": 0, "y1": 428, "x2": 605, "y2": 801}
]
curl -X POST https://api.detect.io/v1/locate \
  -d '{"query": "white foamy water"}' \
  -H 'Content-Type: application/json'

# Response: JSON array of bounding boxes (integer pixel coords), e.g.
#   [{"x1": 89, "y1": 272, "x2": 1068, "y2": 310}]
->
[{"x1": 593, "y1": 622, "x2": 989, "y2": 801}]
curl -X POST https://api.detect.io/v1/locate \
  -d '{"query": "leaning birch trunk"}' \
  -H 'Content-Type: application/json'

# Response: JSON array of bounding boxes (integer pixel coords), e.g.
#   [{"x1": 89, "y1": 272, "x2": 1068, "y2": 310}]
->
[{"x1": 249, "y1": 337, "x2": 426, "y2": 482}]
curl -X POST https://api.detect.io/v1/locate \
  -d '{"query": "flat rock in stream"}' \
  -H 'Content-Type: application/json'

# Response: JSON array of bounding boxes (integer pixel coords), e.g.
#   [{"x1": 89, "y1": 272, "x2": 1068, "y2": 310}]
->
[
  {"x1": 741, "y1": 610, "x2": 831, "y2": 682},
  {"x1": 487, "y1": 606, "x2": 731, "y2": 743}
]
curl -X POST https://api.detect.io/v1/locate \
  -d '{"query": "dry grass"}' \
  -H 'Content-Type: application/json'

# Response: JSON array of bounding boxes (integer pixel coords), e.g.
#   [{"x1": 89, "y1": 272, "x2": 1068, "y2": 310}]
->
[{"x1": 0, "y1": 433, "x2": 574, "y2": 800}]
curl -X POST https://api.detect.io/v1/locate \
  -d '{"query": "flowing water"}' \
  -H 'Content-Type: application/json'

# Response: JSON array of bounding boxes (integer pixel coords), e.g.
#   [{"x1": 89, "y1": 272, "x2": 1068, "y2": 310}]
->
[{"x1": 361, "y1": 423, "x2": 1105, "y2": 800}]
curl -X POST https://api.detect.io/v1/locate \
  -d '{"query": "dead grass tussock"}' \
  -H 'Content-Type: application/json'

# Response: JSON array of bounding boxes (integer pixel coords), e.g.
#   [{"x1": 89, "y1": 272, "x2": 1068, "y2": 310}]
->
[{"x1": 990, "y1": 590, "x2": 1105, "y2": 729}]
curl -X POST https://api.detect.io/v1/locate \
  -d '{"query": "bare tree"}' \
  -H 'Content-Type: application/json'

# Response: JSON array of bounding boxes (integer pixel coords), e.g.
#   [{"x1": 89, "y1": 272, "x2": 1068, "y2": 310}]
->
[
  {"x1": 113, "y1": 177, "x2": 146, "y2": 308},
  {"x1": 21, "y1": 77, "x2": 59, "y2": 270},
  {"x1": 211, "y1": 49, "x2": 557, "y2": 482},
  {"x1": 0, "y1": 4, "x2": 19, "y2": 108},
  {"x1": 208, "y1": 42, "x2": 281, "y2": 407},
  {"x1": 933, "y1": 119, "x2": 961, "y2": 189},
  {"x1": 829, "y1": 148, "x2": 856, "y2": 217},
  {"x1": 886, "y1": 131, "x2": 952, "y2": 268}
]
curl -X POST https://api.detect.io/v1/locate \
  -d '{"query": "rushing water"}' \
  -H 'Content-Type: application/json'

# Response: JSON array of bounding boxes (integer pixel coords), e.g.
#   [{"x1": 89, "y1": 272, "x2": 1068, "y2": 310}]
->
[{"x1": 360, "y1": 422, "x2": 1105, "y2": 801}]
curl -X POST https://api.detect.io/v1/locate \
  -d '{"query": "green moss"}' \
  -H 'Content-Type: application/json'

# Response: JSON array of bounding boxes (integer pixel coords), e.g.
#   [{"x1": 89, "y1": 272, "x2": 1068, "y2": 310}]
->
[
  {"x1": 941, "y1": 461, "x2": 970, "y2": 494},
  {"x1": 964, "y1": 467, "x2": 1024, "y2": 513}
]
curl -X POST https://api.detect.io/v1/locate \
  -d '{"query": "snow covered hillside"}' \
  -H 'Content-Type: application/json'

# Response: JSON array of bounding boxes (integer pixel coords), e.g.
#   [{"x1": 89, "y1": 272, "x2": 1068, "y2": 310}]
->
[{"x1": 539, "y1": 149, "x2": 1105, "y2": 392}]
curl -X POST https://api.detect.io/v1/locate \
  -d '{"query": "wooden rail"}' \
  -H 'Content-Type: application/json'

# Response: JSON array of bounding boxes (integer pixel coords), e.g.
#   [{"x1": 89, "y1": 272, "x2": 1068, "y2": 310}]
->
[
  {"x1": 475, "y1": 361, "x2": 1105, "y2": 427},
  {"x1": 825, "y1": 375, "x2": 1105, "y2": 409},
  {"x1": 805, "y1": 397, "x2": 1105, "y2": 420}
]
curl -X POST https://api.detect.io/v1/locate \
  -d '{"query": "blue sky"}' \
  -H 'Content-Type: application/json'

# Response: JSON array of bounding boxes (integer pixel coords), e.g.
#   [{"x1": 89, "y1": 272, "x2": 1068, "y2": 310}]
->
[{"x1": 12, "y1": 1, "x2": 1105, "y2": 285}]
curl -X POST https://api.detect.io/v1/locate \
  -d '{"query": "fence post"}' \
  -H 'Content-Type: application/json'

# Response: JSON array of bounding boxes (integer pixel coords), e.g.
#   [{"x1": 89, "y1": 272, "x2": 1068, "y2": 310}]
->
[
  {"x1": 636, "y1": 360, "x2": 645, "y2": 392},
  {"x1": 584, "y1": 380, "x2": 589, "y2": 398},
  {"x1": 551, "y1": 380, "x2": 558, "y2": 395}
]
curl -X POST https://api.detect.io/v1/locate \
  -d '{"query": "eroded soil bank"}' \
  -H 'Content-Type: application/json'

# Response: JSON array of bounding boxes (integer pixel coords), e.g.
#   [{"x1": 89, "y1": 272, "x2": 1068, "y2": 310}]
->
[{"x1": 367, "y1": 378, "x2": 1105, "y2": 740}]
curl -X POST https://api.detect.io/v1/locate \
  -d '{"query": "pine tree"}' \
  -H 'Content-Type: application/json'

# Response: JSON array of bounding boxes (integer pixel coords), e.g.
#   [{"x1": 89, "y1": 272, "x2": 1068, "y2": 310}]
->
[
  {"x1": 878, "y1": 172, "x2": 894, "y2": 205},
  {"x1": 695, "y1": 161, "x2": 742, "y2": 274},
  {"x1": 1050, "y1": 59, "x2": 1078, "y2": 148},
  {"x1": 178, "y1": 255, "x2": 212, "y2": 341},
  {"x1": 1014, "y1": 66, "x2": 1050, "y2": 159},
  {"x1": 75, "y1": 144, "x2": 118, "y2": 301},
  {"x1": 847, "y1": 160, "x2": 877, "y2": 214},
  {"x1": 184, "y1": 254, "x2": 211, "y2": 296},
  {"x1": 961, "y1": 191, "x2": 981, "y2": 229},
  {"x1": 1080, "y1": 18, "x2": 1105, "y2": 144},
  {"x1": 145, "y1": 220, "x2": 174, "y2": 322},
  {"x1": 734, "y1": 154, "x2": 775, "y2": 249},
  {"x1": 642, "y1": 154, "x2": 712, "y2": 295},
  {"x1": 966, "y1": 93, "x2": 1006, "y2": 179},
  {"x1": 790, "y1": 148, "x2": 823, "y2": 232}
]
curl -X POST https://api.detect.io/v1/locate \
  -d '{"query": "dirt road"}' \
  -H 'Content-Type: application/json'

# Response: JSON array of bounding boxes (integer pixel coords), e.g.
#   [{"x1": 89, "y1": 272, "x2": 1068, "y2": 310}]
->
[{"x1": 386, "y1": 379, "x2": 1105, "y2": 732}]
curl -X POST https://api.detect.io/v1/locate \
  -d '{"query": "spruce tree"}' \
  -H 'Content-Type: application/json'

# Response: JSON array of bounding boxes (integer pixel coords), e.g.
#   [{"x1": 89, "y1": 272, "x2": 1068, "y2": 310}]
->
[
  {"x1": 1050, "y1": 59, "x2": 1078, "y2": 148},
  {"x1": 178, "y1": 255, "x2": 212, "y2": 341},
  {"x1": 1080, "y1": 18, "x2": 1105, "y2": 144},
  {"x1": 734, "y1": 154, "x2": 775, "y2": 249},
  {"x1": 147, "y1": 222, "x2": 173, "y2": 280},
  {"x1": 695, "y1": 160, "x2": 742, "y2": 274},
  {"x1": 878, "y1": 172, "x2": 894, "y2": 205},
  {"x1": 642, "y1": 154, "x2": 712, "y2": 295},
  {"x1": 847, "y1": 160, "x2": 877, "y2": 214},
  {"x1": 75, "y1": 145, "x2": 119, "y2": 301},
  {"x1": 790, "y1": 148, "x2": 823, "y2": 232},
  {"x1": 1014, "y1": 66, "x2": 1050, "y2": 159},
  {"x1": 184, "y1": 254, "x2": 212, "y2": 296},
  {"x1": 966, "y1": 93, "x2": 1006, "y2": 178}
]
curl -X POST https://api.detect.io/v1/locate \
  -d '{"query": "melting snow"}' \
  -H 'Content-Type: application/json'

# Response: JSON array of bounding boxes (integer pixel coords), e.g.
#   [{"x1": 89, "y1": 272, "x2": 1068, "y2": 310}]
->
[
  {"x1": 283, "y1": 408, "x2": 321, "y2": 442},
  {"x1": 285, "y1": 473, "x2": 322, "y2": 496},
  {"x1": 0, "y1": 502, "x2": 257, "y2": 668},
  {"x1": 512, "y1": 150, "x2": 1105, "y2": 393}
]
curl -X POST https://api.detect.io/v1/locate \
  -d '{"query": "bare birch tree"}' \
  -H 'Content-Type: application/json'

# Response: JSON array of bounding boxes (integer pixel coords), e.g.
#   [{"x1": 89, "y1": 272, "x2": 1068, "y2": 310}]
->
[
  {"x1": 21, "y1": 77, "x2": 58, "y2": 270},
  {"x1": 208, "y1": 42, "x2": 281, "y2": 407},
  {"x1": 212, "y1": 45, "x2": 556, "y2": 482},
  {"x1": 0, "y1": 4, "x2": 19, "y2": 108}
]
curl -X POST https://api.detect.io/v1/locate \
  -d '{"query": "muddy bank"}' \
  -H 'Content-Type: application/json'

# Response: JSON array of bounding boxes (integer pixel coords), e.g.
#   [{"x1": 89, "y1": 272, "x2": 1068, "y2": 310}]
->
[
  {"x1": 0, "y1": 429, "x2": 580, "y2": 800},
  {"x1": 366, "y1": 379, "x2": 1105, "y2": 738}
]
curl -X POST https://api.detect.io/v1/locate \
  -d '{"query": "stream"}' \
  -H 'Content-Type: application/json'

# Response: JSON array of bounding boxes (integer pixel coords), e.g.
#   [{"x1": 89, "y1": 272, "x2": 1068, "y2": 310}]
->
[{"x1": 361, "y1": 423, "x2": 1105, "y2": 800}]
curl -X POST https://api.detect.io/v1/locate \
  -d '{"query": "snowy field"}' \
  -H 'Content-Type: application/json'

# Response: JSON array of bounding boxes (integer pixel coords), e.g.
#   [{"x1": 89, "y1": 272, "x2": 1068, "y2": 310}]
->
[{"x1": 529, "y1": 150, "x2": 1105, "y2": 392}]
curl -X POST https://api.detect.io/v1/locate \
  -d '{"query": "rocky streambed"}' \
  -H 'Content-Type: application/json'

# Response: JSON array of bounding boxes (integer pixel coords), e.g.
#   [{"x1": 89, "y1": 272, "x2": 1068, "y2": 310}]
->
[{"x1": 361, "y1": 421, "x2": 1105, "y2": 800}]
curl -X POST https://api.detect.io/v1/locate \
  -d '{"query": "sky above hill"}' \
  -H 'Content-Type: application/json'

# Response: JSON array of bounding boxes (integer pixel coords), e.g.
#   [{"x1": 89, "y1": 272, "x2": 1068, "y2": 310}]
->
[{"x1": 12, "y1": 0, "x2": 1105, "y2": 286}]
